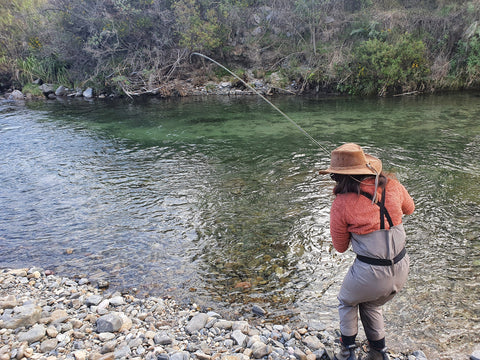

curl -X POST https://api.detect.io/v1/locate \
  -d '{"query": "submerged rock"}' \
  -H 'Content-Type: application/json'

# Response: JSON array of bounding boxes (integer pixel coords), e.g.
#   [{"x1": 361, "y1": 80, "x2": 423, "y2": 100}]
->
[{"x1": 252, "y1": 304, "x2": 266, "y2": 316}]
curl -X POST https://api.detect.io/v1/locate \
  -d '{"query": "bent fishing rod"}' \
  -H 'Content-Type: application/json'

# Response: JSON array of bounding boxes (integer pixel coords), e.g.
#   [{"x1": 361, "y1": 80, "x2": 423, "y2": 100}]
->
[{"x1": 190, "y1": 52, "x2": 330, "y2": 155}]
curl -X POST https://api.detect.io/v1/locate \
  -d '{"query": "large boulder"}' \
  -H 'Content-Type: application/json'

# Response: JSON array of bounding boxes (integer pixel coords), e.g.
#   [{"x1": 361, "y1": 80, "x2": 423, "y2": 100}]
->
[
  {"x1": 0, "y1": 303, "x2": 42, "y2": 329},
  {"x1": 8, "y1": 90, "x2": 24, "y2": 100},
  {"x1": 55, "y1": 85, "x2": 68, "y2": 96},
  {"x1": 39, "y1": 83, "x2": 54, "y2": 95}
]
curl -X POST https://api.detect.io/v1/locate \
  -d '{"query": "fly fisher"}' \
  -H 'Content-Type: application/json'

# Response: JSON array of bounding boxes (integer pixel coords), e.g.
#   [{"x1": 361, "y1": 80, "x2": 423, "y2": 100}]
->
[
  {"x1": 192, "y1": 53, "x2": 416, "y2": 359},
  {"x1": 319, "y1": 143, "x2": 415, "y2": 360}
]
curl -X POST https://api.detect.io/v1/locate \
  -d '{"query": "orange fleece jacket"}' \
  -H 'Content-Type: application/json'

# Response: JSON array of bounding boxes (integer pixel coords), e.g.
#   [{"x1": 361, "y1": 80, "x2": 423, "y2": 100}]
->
[{"x1": 330, "y1": 177, "x2": 415, "y2": 253}]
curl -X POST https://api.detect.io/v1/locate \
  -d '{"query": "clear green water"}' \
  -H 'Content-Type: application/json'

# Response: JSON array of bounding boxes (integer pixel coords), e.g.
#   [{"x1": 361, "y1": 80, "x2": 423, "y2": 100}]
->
[{"x1": 0, "y1": 94, "x2": 479, "y2": 359}]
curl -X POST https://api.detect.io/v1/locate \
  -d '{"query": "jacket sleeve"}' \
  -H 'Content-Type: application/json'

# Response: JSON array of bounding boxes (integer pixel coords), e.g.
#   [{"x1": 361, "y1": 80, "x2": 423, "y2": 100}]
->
[
  {"x1": 400, "y1": 183, "x2": 415, "y2": 215},
  {"x1": 330, "y1": 198, "x2": 351, "y2": 253}
]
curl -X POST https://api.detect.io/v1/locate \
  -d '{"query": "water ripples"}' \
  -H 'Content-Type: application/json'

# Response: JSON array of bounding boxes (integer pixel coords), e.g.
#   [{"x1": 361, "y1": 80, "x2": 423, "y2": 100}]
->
[{"x1": 0, "y1": 95, "x2": 479, "y2": 359}]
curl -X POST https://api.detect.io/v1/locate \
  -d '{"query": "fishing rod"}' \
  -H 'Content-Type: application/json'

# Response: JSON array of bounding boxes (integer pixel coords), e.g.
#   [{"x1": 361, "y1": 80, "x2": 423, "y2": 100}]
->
[{"x1": 190, "y1": 52, "x2": 330, "y2": 154}]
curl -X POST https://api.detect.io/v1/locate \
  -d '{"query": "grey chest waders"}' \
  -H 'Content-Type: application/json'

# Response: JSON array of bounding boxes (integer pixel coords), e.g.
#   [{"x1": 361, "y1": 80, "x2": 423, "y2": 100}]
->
[{"x1": 336, "y1": 187, "x2": 410, "y2": 352}]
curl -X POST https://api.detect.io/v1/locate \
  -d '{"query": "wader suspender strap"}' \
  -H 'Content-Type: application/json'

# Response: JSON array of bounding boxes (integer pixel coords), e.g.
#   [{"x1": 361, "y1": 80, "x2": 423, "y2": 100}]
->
[
  {"x1": 356, "y1": 188, "x2": 406, "y2": 266},
  {"x1": 360, "y1": 188, "x2": 394, "y2": 229}
]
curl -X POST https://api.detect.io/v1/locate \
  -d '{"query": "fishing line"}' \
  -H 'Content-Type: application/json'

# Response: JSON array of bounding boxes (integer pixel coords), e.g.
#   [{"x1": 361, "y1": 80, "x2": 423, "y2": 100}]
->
[{"x1": 191, "y1": 52, "x2": 330, "y2": 154}]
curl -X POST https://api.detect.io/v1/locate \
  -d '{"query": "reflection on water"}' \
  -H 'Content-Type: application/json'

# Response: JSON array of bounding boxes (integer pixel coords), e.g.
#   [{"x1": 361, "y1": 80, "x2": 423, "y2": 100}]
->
[{"x1": 0, "y1": 94, "x2": 479, "y2": 359}]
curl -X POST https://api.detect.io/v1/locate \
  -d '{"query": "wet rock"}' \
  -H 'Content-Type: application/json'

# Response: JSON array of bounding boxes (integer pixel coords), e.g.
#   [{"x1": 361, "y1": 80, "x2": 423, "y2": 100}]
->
[
  {"x1": 308, "y1": 320, "x2": 327, "y2": 332},
  {"x1": 97, "y1": 279, "x2": 110, "y2": 289},
  {"x1": 252, "y1": 305, "x2": 266, "y2": 316},
  {"x1": 72, "y1": 88, "x2": 83, "y2": 97},
  {"x1": 78, "y1": 277, "x2": 89, "y2": 285}
]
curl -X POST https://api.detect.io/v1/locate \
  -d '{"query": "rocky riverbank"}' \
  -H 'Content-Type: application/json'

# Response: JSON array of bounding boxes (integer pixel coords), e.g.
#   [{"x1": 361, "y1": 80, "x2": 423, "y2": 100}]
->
[
  {"x1": 1, "y1": 71, "x2": 299, "y2": 102},
  {"x1": 0, "y1": 267, "x2": 437, "y2": 360}
]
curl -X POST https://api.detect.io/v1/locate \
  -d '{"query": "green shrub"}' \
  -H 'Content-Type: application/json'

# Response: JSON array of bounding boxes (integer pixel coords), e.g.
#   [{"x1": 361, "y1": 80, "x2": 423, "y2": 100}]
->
[
  {"x1": 338, "y1": 32, "x2": 429, "y2": 96},
  {"x1": 21, "y1": 82, "x2": 43, "y2": 96},
  {"x1": 173, "y1": 0, "x2": 223, "y2": 51},
  {"x1": 452, "y1": 22, "x2": 480, "y2": 86}
]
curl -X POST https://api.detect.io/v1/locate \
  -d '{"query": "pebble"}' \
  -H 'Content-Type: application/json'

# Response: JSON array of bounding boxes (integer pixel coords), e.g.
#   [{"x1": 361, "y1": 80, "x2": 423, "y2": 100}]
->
[
  {"x1": 471, "y1": 350, "x2": 480, "y2": 360},
  {"x1": 0, "y1": 268, "x2": 433, "y2": 360},
  {"x1": 17, "y1": 323, "x2": 46, "y2": 343},
  {"x1": 96, "y1": 313, "x2": 123, "y2": 333}
]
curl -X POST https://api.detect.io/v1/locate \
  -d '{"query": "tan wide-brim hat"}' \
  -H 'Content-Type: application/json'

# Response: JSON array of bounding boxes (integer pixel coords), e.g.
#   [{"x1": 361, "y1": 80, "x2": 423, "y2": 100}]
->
[{"x1": 319, "y1": 143, "x2": 382, "y2": 175}]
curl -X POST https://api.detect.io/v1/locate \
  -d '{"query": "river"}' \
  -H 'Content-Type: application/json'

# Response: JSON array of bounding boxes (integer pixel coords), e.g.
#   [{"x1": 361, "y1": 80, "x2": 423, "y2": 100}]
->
[{"x1": 0, "y1": 93, "x2": 479, "y2": 359}]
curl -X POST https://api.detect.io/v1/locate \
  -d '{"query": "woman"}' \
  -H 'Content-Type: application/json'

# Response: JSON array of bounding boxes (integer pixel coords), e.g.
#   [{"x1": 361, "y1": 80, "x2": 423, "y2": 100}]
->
[{"x1": 319, "y1": 143, "x2": 415, "y2": 360}]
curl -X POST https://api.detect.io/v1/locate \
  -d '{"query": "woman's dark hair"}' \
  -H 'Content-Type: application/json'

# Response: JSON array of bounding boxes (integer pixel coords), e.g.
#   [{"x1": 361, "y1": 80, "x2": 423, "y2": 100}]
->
[{"x1": 331, "y1": 173, "x2": 388, "y2": 195}]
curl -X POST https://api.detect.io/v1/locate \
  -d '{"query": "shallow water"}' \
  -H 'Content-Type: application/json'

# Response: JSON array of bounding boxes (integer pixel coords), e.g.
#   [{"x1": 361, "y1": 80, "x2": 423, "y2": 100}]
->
[{"x1": 0, "y1": 94, "x2": 479, "y2": 359}]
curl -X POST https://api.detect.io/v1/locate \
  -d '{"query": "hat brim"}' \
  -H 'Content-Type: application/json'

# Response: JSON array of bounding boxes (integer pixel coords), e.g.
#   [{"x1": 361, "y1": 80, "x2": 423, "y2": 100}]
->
[{"x1": 319, "y1": 154, "x2": 382, "y2": 175}]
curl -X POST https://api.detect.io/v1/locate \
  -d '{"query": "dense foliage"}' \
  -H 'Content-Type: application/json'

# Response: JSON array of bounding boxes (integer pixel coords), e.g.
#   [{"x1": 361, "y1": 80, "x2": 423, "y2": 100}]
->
[{"x1": 2, "y1": 0, "x2": 480, "y2": 96}]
